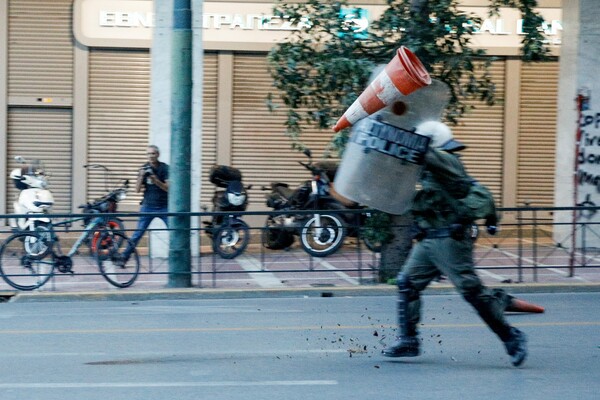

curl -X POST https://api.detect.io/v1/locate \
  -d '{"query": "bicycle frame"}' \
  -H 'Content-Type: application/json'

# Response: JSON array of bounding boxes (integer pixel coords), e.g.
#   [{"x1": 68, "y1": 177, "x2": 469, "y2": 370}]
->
[{"x1": 50, "y1": 215, "x2": 113, "y2": 257}]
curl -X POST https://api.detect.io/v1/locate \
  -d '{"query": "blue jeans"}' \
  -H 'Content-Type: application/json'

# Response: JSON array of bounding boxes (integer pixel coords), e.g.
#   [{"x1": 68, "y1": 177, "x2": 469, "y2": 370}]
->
[{"x1": 122, "y1": 205, "x2": 168, "y2": 260}]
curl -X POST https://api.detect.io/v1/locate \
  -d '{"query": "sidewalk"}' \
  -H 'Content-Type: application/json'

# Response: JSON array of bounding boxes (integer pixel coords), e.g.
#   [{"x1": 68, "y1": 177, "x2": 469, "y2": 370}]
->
[{"x1": 3, "y1": 249, "x2": 599, "y2": 302}]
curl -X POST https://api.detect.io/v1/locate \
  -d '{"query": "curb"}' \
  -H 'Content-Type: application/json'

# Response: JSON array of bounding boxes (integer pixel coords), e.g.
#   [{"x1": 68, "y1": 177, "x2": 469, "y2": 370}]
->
[{"x1": 4, "y1": 282, "x2": 600, "y2": 303}]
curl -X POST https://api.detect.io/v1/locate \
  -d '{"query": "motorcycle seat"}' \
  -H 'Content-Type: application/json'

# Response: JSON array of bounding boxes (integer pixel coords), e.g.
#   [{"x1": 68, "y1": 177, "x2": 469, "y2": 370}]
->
[
  {"x1": 274, "y1": 185, "x2": 295, "y2": 199},
  {"x1": 33, "y1": 201, "x2": 53, "y2": 208}
]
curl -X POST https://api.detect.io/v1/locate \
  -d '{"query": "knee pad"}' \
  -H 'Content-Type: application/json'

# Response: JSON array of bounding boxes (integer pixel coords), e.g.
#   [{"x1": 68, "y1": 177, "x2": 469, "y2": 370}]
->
[
  {"x1": 396, "y1": 272, "x2": 410, "y2": 291},
  {"x1": 396, "y1": 273, "x2": 419, "y2": 301}
]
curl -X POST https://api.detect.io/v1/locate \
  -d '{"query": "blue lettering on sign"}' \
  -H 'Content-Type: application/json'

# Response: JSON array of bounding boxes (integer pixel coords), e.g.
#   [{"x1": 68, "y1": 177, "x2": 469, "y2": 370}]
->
[
  {"x1": 350, "y1": 122, "x2": 430, "y2": 165},
  {"x1": 338, "y1": 8, "x2": 369, "y2": 40}
]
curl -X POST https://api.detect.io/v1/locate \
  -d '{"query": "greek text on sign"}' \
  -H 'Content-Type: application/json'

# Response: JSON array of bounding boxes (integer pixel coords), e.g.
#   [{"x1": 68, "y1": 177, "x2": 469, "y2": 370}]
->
[{"x1": 351, "y1": 120, "x2": 430, "y2": 165}]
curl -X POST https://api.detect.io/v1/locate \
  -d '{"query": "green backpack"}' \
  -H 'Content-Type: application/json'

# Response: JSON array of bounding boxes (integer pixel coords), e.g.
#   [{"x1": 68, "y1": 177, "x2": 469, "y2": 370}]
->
[{"x1": 461, "y1": 181, "x2": 499, "y2": 226}]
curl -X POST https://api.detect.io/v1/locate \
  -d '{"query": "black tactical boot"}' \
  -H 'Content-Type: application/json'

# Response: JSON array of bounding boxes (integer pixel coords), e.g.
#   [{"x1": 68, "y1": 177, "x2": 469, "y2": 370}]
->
[
  {"x1": 504, "y1": 327, "x2": 527, "y2": 366},
  {"x1": 382, "y1": 336, "x2": 420, "y2": 357}
]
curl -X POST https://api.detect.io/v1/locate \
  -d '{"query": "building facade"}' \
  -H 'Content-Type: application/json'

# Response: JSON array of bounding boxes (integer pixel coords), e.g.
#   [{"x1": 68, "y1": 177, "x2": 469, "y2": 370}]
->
[{"x1": 1, "y1": 0, "x2": 562, "y2": 222}]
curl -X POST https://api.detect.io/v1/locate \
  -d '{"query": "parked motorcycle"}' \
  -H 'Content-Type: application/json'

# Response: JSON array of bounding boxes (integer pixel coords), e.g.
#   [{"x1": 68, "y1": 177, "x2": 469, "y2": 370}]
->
[
  {"x1": 202, "y1": 165, "x2": 251, "y2": 259},
  {"x1": 9, "y1": 156, "x2": 54, "y2": 233},
  {"x1": 262, "y1": 151, "x2": 384, "y2": 256},
  {"x1": 261, "y1": 149, "x2": 347, "y2": 257},
  {"x1": 79, "y1": 164, "x2": 129, "y2": 255}
]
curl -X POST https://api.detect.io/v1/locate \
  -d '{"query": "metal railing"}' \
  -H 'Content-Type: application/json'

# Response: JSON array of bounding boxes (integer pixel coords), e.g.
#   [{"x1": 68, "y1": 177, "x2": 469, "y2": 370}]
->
[{"x1": 0, "y1": 206, "x2": 598, "y2": 291}]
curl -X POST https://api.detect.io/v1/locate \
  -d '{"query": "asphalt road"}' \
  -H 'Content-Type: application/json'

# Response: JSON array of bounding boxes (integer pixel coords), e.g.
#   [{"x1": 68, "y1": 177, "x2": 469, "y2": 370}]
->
[{"x1": 0, "y1": 292, "x2": 598, "y2": 400}]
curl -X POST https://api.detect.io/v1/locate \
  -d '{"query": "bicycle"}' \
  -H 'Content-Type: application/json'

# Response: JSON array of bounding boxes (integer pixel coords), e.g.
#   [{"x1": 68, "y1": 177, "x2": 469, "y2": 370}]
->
[
  {"x1": 80, "y1": 164, "x2": 130, "y2": 254},
  {"x1": 0, "y1": 213, "x2": 140, "y2": 290}
]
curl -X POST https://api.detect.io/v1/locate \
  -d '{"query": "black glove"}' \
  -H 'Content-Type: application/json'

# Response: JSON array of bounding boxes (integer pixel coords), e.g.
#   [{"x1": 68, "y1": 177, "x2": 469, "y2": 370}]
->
[
  {"x1": 485, "y1": 214, "x2": 499, "y2": 235},
  {"x1": 411, "y1": 224, "x2": 426, "y2": 241}
]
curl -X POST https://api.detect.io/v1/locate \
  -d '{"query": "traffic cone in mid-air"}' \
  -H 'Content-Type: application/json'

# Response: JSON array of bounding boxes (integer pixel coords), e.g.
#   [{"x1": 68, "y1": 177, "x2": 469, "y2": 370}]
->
[
  {"x1": 506, "y1": 298, "x2": 545, "y2": 313},
  {"x1": 332, "y1": 46, "x2": 432, "y2": 132}
]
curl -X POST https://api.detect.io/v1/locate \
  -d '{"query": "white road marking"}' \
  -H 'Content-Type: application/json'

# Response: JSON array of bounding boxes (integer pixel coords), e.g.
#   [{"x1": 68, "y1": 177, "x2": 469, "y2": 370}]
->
[
  {"x1": 235, "y1": 255, "x2": 286, "y2": 287},
  {"x1": 0, "y1": 380, "x2": 338, "y2": 389},
  {"x1": 0, "y1": 349, "x2": 348, "y2": 358},
  {"x1": 478, "y1": 269, "x2": 509, "y2": 281},
  {"x1": 476, "y1": 245, "x2": 590, "y2": 282},
  {"x1": 317, "y1": 260, "x2": 360, "y2": 285}
]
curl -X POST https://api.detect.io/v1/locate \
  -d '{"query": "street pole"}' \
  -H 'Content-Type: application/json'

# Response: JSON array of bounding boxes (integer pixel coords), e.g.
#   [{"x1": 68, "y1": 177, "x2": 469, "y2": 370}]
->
[{"x1": 168, "y1": 0, "x2": 192, "y2": 287}]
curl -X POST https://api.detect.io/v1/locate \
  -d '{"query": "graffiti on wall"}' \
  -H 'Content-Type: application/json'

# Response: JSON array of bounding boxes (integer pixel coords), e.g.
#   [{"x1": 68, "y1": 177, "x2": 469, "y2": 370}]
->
[{"x1": 576, "y1": 103, "x2": 600, "y2": 219}]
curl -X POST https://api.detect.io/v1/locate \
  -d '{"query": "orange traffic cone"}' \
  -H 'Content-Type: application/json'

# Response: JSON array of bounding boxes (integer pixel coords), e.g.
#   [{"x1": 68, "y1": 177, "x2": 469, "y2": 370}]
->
[
  {"x1": 505, "y1": 298, "x2": 545, "y2": 313},
  {"x1": 332, "y1": 46, "x2": 432, "y2": 132}
]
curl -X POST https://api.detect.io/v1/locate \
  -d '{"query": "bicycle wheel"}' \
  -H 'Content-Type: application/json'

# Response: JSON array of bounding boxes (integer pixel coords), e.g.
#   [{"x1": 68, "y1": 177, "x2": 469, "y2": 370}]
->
[
  {"x1": 0, "y1": 232, "x2": 54, "y2": 290},
  {"x1": 90, "y1": 218, "x2": 125, "y2": 255},
  {"x1": 96, "y1": 231, "x2": 140, "y2": 288}
]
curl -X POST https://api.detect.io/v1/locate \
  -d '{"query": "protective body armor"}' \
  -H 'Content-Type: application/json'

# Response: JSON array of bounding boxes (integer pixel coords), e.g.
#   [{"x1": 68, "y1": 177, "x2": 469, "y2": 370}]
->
[
  {"x1": 411, "y1": 149, "x2": 499, "y2": 230},
  {"x1": 411, "y1": 150, "x2": 471, "y2": 229}
]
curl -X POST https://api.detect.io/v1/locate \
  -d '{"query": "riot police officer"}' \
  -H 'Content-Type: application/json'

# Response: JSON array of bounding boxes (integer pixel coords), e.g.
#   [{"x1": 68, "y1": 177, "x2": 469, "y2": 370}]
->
[{"x1": 382, "y1": 121, "x2": 528, "y2": 367}]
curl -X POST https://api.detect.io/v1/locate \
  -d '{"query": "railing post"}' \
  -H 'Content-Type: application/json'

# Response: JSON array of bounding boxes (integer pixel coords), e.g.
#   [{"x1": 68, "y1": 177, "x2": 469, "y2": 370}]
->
[
  {"x1": 517, "y1": 208, "x2": 523, "y2": 283},
  {"x1": 148, "y1": 228, "x2": 153, "y2": 273},
  {"x1": 211, "y1": 251, "x2": 217, "y2": 288},
  {"x1": 569, "y1": 208, "x2": 577, "y2": 275},
  {"x1": 576, "y1": 219, "x2": 585, "y2": 278},
  {"x1": 197, "y1": 226, "x2": 203, "y2": 288},
  {"x1": 532, "y1": 208, "x2": 538, "y2": 282},
  {"x1": 260, "y1": 224, "x2": 266, "y2": 270},
  {"x1": 355, "y1": 212, "x2": 363, "y2": 285}
]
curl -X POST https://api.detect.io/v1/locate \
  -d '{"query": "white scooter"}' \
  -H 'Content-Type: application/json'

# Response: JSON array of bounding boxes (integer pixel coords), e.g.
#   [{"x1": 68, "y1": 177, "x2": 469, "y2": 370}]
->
[{"x1": 9, "y1": 156, "x2": 55, "y2": 232}]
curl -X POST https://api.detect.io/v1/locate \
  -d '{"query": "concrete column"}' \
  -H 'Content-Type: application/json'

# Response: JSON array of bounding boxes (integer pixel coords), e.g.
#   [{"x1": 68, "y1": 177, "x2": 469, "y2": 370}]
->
[
  {"x1": 216, "y1": 52, "x2": 233, "y2": 165},
  {"x1": 150, "y1": 0, "x2": 204, "y2": 261},
  {"x1": 150, "y1": 0, "x2": 173, "y2": 160},
  {"x1": 148, "y1": 0, "x2": 173, "y2": 259},
  {"x1": 502, "y1": 58, "x2": 522, "y2": 223},
  {"x1": 72, "y1": 42, "x2": 89, "y2": 212},
  {"x1": 554, "y1": 0, "x2": 600, "y2": 247}
]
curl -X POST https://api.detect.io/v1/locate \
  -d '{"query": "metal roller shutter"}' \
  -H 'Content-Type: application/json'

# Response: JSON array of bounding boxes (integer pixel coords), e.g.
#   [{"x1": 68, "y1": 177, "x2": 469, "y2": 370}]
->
[
  {"x1": 517, "y1": 61, "x2": 559, "y2": 209},
  {"x1": 231, "y1": 53, "x2": 338, "y2": 211},
  {"x1": 6, "y1": 0, "x2": 74, "y2": 214},
  {"x1": 87, "y1": 50, "x2": 219, "y2": 207},
  {"x1": 451, "y1": 60, "x2": 506, "y2": 205},
  {"x1": 200, "y1": 53, "x2": 219, "y2": 206},
  {"x1": 7, "y1": 109, "x2": 73, "y2": 214},
  {"x1": 87, "y1": 49, "x2": 151, "y2": 207},
  {"x1": 7, "y1": 0, "x2": 73, "y2": 99}
]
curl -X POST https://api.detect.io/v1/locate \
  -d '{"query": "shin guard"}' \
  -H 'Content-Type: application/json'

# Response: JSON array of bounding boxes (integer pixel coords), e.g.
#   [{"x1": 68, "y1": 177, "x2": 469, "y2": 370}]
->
[{"x1": 396, "y1": 273, "x2": 411, "y2": 338}]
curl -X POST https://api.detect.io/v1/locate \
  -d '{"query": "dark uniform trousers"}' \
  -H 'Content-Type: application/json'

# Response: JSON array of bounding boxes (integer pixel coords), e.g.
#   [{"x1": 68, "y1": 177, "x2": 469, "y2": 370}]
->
[{"x1": 402, "y1": 236, "x2": 513, "y2": 342}]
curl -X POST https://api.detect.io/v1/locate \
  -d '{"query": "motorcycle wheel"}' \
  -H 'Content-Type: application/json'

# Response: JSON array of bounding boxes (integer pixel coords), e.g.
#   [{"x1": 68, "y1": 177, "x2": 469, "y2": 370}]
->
[
  {"x1": 31, "y1": 222, "x2": 53, "y2": 258},
  {"x1": 262, "y1": 216, "x2": 294, "y2": 250},
  {"x1": 212, "y1": 221, "x2": 250, "y2": 259},
  {"x1": 362, "y1": 236, "x2": 383, "y2": 253},
  {"x1": 300, "y1": 214, "x2": 345, "y2": 257}
]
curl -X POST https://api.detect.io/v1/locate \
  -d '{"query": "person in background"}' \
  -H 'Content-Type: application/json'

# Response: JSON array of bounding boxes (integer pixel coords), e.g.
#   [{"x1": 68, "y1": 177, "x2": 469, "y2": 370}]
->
[{"x1": 117, "y1": 145, "x2": 169, "y2": 265}]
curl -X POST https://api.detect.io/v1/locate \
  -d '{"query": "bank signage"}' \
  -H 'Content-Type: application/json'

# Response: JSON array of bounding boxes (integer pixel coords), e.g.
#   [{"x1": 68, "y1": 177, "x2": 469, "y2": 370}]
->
[{"x1": 73, "y1": 0, "x2": 562, "y2": 52}]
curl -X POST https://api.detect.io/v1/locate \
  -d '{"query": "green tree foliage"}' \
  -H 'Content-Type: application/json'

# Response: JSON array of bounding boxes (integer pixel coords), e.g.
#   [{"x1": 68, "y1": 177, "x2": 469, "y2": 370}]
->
[
  {"x1": 268, "y1": 0, "x2": 550, "y2": 282},
  {"x1": 268, "y1": 0, "x2": 550, "y2": 155}
]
